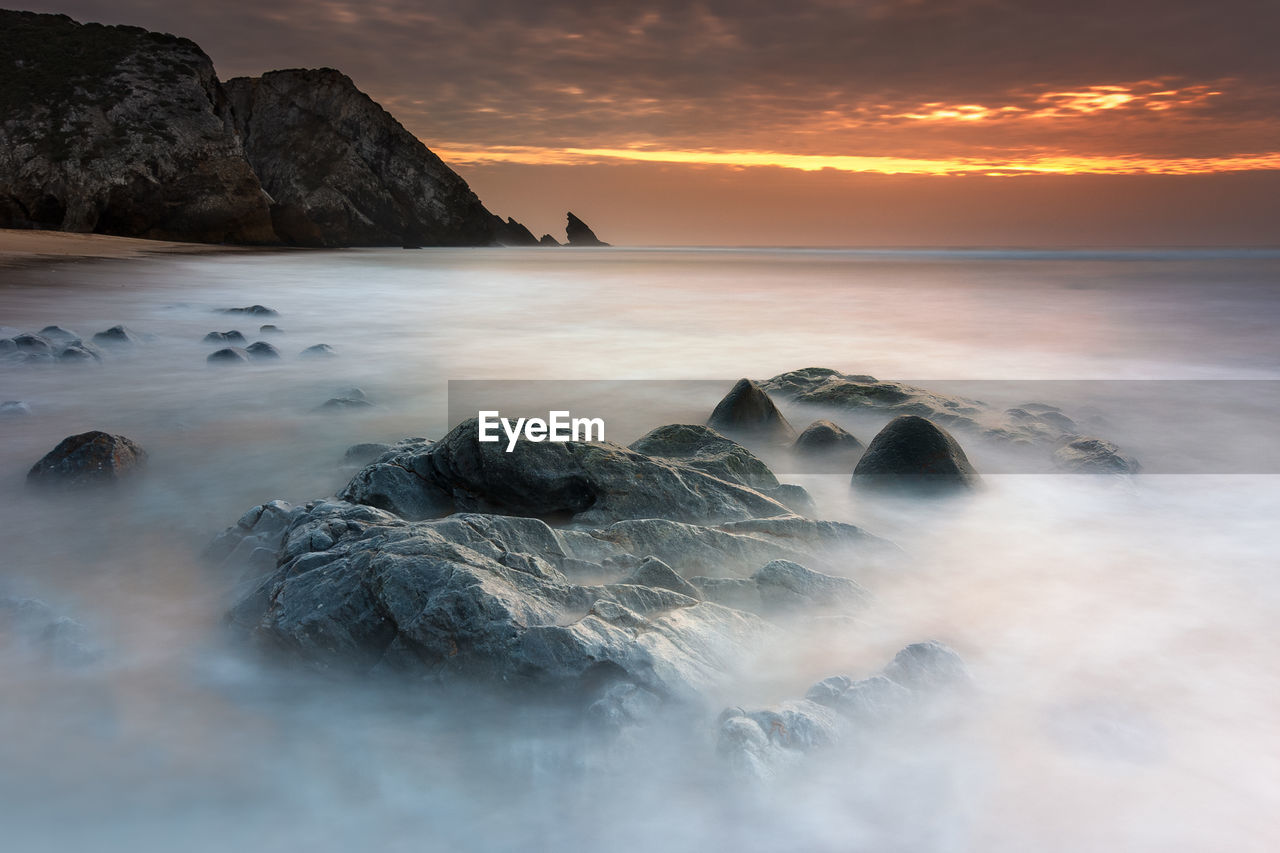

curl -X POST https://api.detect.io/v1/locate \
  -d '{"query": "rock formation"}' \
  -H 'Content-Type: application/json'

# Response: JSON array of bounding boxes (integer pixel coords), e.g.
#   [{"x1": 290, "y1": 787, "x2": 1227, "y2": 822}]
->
[
  {"x1": 493, "y1": 216, "x2": 540, "y2": 246},
  {"x1": 793, "y1": 419, "x2": 864, "y2": 457},
  {"x1": 566, "y1": 211, "x2": 609, "y2": 246},
  {"x1": 0, "y1": 11, "x2": 275, "y2": 242},
  {"x1": 223, "y1": 68, "x2": 498, "y2": 247}
]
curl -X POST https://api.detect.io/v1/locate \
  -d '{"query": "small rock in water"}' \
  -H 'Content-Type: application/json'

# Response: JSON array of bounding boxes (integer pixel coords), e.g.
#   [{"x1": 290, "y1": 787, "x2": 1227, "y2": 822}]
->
[
  {"x1": 207, "y1": 347, "x2": 250, "y2": 365},
  {"x1": 1, "y1": 400, "x2": 32, "y2": 418},
  {"x1": 707, "y1": 378, "x2": 796, "y2": 444},
  {"x1": 27, "y1": 430, "x2": 147, "y2": 487},
  {"x1": 221, "y1": 305, "x2": 279, "y2": 317},
  {"x1": 794, "y1": 419, "x2": 864, "y2": 456},
  {"x1": 245, "y1": 341, "x2": 281, "y2": 360},
  {"x1": 57, "y1": 344, "x2": 101, "y2": 362},
  {"x1": 39, "y1": 326, "x2": 80, "y2": 344},
  {"x1": 300, "y1": 343, "x2": 337, "y2": 358},
  {"x1": 91, "y1": 325, "x2": 143, "y2": 347},
  {"x1": 259, "y1": 324, "x2": 282, "y2": 334},
  {"x1": 1052, "y1": 437, "x2": 1141, "y2": 474},
  {"x1": 320, "y1": 395, "x2": 374, "y2": 410},
  {"x1": 0, "y1": 597, "x2": 101, "y2": 666},
  {"x1": 203, "y1": 330, "x2": 247, "y2": 344},
  {"x1": 12, "y1": 333, "x2": 52, "y2": 354},
  {"x1": 852, "y1": 415, "x2": 980, "y2": 492}
]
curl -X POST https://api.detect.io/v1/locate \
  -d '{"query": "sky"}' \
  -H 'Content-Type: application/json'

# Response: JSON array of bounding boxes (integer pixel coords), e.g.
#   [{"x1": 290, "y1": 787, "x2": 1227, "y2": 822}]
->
[{"x1": 19, "y1": 0, "x2": 1280, "y2": 245}]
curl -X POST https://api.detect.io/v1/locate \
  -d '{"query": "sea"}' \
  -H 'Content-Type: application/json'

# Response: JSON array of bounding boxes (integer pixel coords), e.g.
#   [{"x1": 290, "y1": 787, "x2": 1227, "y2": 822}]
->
[{"x1": 2, "y1": 246, "x2": 1278, "y2": 852}]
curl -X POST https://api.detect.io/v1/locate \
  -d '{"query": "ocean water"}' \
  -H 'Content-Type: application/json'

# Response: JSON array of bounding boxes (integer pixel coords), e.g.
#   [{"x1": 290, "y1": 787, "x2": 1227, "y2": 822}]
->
[{"x1": 1, "y1": 247, "x2": 1279, "y2": 852}]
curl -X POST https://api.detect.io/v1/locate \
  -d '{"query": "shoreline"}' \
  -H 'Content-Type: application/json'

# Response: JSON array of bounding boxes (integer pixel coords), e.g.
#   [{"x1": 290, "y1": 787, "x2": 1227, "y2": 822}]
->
[{"x1": 0, "y1": 228, "x2": 267, "y2": 270}]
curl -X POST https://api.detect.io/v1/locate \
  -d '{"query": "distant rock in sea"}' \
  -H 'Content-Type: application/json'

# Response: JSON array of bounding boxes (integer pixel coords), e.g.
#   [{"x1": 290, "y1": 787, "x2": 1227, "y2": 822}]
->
[
  {"x1": 223, "y1": 68, "x2": 499, "y2": 248},
  {"x1": 566, "y1": 211, "x2": 610, "y2": 246},
  {"x1": 0, "y1": 10, "x2": 275, "y2": 243},
  {"x1": 493, "y1": 217, "x2": 540, "y2": 246},
  {"x1": 539, "y1": 233, "x2": 561, "y2": 246}
]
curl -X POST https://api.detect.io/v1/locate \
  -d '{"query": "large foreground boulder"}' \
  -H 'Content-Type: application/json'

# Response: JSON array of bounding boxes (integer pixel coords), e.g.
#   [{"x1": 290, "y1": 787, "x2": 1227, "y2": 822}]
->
[
  {"x1": 340, "y1": 418, "x2": 797, "y2": 526},
  {"x1": 225, "y1": 502, "x2": 777, "y2": 702},
  {"x1": 27, "y1": 430, "x2": 146, "y2": 487},
  {"x1": 707, "y1": 379, "x2": 796, "y2": 444},
  {"x1": 852, "y1": 416, "x2": 980, "y2": 492}
]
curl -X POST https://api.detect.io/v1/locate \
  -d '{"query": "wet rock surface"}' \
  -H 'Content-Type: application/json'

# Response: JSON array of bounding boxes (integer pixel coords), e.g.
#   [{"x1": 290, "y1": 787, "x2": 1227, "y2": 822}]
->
[{"x1": 1053, "y1": 437, "x2": 1142, "y2": 474}]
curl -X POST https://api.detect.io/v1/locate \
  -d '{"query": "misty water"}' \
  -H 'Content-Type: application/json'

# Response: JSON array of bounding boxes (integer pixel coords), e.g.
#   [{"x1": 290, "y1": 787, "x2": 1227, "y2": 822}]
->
[{"x1": 2, "y1": 247, "x2": 1279, "y2": 852}]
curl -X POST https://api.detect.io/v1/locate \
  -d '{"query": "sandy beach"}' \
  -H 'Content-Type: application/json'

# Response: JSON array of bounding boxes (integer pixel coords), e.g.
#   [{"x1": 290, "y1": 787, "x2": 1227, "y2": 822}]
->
[{"x1": 0, "y1": 228, "x2": 252, "y2": 269}]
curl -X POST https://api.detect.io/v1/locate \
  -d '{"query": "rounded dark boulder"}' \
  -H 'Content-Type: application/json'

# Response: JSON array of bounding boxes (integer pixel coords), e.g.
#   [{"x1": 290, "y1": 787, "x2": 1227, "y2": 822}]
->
[
  {"x1": 300, "y1": 343, "x2": 337, "y2": 358},
  {"x1": 207, "y1": 347, "x2": 250, "y2": 365},
  {"x1": 27, "y1": 431, "x2": 147, "y2": 487},
  {"x1": 204, "y1": 330, "x2": 247, "y2": 344},
  {"x1": 91, "y1": 325, "x2": 142, "y2": 347},
  {"x1": 852, "y1": 415, "x2": 979, "y2": 492},
  {"x1": 707, "y1": 378, "x2": 795, "y2": 444},
  {"x1": 794, "y1": 420, "x2": 864, "y2": 456},
  {"x1": 245, "y1": 341, "x2": 281, "y2": 360}
]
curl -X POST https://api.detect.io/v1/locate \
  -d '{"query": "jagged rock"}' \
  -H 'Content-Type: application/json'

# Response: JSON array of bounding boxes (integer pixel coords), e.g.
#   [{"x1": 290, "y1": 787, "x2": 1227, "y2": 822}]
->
[
  {"x1": 852, "y1": 415, "x2": 980, "y2": 492},
  {"x1": 1052, "y1": 437, "x2": 1141, "y2": 474},
  {"x1": 245, "y1": 341, "x2": 280, "y2": 360},
  {"x1": 793, "y1": 419, "x2": 864, "y2": 457},
  {"x1": 539, "y1": 234, "x2": 560, "y2": 246},
  {"x1": 224, "y1": 502, "x2": 775, "y2": 702},
  {"x1": 1, "y1": 400, "x2": 32, "y2": 418},
  {"x1": 203, "y1": 330, "x2": 247, "y2": 344},
  {"x1": 341, "y1": 417, "x2": 797, "y2": 526},
  {"x1": 225, "y1": 68, "x2": 498, "y2": 248},
  {"x1": 91, "y1": 325, "x2": 142, "y2": 346},
  {"x1": 299, "y1": 343, "x2": 337, "y2": 358},
  {"x1": 204, "y1": 499, "x2": 303, "y2": 581},
  {"x1": 27, "y1": 430, "x2": 146, "y2": 486},
  {"x1": 493, "y1": 216, "x2": 539, "y2": 246},
  {"x1": 0, "y1": 11, "x2": 275, "y2": 242},
  {"x1": 207, "y1": 346, "x2": 249, "y2": 364},
  {"x1": 221, "y1": 304, "x2": 278, "y2": 317},
  {"x1": 625, "y1": 556, "x2": 701, "y2": 599},
  {"x1": 707, "y1": 378, "x2": 796, "y2": 444},
  {"x1": 565, "y1": 211, "x2": 609, "y2": 247}
]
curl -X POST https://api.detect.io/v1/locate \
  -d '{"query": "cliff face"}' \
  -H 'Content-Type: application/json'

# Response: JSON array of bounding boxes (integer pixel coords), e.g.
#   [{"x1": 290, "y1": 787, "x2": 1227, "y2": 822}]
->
[
  {"x1": 224, "y1": 69, "x2": 497, "y2": 247},
  {"x1": 0, "y1": 10, "x2": 275, "y2": 243}
]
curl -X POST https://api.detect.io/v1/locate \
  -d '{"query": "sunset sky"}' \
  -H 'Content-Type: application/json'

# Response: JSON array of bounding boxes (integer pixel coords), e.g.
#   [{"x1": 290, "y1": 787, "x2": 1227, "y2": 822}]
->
[{"x1": 21, "y1": 0, "x2": 1280, "y2": 245}]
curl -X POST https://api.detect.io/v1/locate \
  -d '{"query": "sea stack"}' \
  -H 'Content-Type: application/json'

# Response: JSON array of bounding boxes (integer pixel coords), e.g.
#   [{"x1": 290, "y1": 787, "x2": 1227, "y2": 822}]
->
[{"x1": 566, "y1": 211, "x2": 610, "y2": 246}]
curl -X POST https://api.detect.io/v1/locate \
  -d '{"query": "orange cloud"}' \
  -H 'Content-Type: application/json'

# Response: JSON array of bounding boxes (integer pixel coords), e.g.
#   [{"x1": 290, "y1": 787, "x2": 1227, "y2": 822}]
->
[{"x1": 885, "y1": 81, "x2": 1224, "y2": 123}]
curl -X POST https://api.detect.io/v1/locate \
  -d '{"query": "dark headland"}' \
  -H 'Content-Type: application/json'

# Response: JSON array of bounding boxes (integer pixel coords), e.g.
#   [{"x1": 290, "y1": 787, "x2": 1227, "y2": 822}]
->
[{"x1": 0, "y1": 10, "x2": 608, "y2": 248}]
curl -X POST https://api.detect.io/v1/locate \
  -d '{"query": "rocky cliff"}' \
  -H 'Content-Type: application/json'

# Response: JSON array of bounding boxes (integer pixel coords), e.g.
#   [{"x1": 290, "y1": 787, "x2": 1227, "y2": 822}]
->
[
  {"x1": 224, "y1": 69, "x2": 498, "y2": 247},
  {"x1": 0, "y1": 10, "x2": 275, "y2": 243}
]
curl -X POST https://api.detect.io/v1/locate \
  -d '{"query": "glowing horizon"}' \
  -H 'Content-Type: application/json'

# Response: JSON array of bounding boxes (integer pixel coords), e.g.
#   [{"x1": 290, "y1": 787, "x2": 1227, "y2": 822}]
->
[{"x1": 435, "y1": 144, "x2": 1280, "y2": 177}]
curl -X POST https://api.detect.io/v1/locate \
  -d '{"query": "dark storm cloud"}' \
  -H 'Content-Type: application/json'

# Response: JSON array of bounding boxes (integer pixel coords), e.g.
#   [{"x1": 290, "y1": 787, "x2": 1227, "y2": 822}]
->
[{"x1": 15, "y1": 0, "x2": 1280, "y2": 157}]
